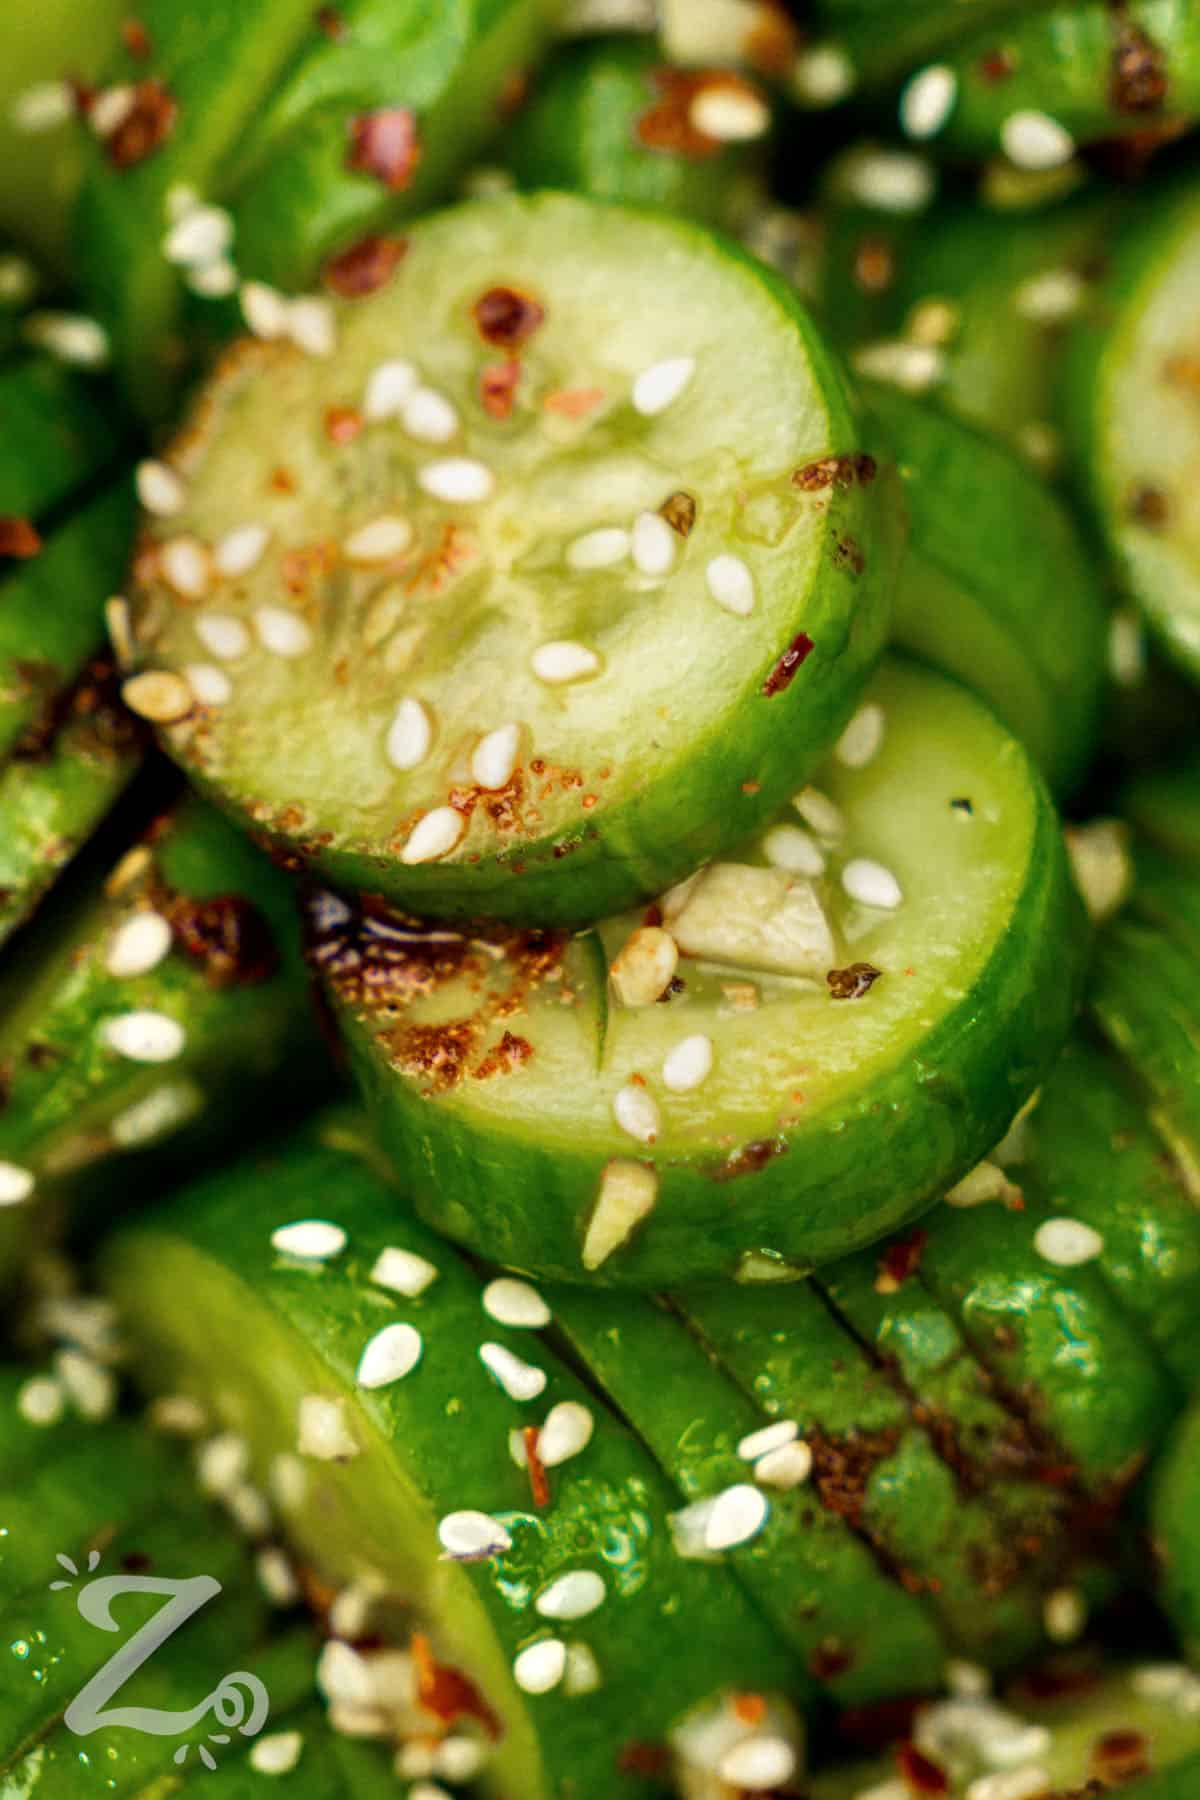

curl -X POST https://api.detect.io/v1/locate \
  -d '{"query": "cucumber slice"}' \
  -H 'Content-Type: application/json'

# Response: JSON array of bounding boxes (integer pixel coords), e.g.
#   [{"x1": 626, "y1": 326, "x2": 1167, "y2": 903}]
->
[
  {"x1": 805, "y1": 0, "x2": 1055, "y2": 93},
  {"x1": 123, "y1": 189, "x2": 892, "y2": 924},
  {"x1": 312, "y1": 655, "x2": 1084, "y2": 1284},
  {"x1": 0, "y1": 355, "x2": 122, "y2": 521},
  {"x1": 1065, "y1": 174, "x2": 1200, "y2": 683},
  {"x1": 1122, "y1": 755, "x2": 1200, "y2": 862},
  {"x1": 871, "y1": 384, "x2": 1107, "y2": 794},
  {"x1": 1153, "y1": 1400, "x2": 1200, "y2": 1666},
  {"x1": 101, "y1": 1115, "x2": 799, "y2": 1800}
]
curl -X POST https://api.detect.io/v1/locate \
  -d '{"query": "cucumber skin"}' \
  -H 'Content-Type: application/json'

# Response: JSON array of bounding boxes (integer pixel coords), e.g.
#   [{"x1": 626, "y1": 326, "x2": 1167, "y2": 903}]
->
[
  {"x1": 1123, "y1": 756, "x2": 1200, "y2": 861},
  {"x1": 1154, "y1": 1402, "x2": 1200, "y2": 1666}
]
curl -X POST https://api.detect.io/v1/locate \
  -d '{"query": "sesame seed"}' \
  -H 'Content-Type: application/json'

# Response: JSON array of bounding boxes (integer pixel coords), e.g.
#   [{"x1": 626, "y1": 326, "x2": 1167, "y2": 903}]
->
[
  {"x1": 187, "y1": 259, "x2": 238, "y2": 300},
  {"x1": 214, "y1": 523, "x2": 270, "y2": 578},
  {"x1": 514, "y1": 1639, "x2": 567, "y2": 1695},
  {"x1": 90, "y1": 84, "x2": 136, "y2": 138},
  {"x1": 755, "y1": 1441, "x2": 813, "y2": 1489},
  {"x1": 402, "y1": 386, "x2": 460, "y2": 443},
  {"x1": 531, "y1": 640, "x2": 601, "y2": 684},
  {"x1": 633, "y1": 356, "x2": 696, "y2": 416},
  {"x1": 150, "y1": 1394, "x2": 208, "y2": 1435},
  {"x1": 297, "y1": 1394, "x2": 359, "y2": 1461},
  {"x1": 269, "y1": 1451, "x2": 308, "y2": 1511},
  {"x1": 836, "y1": 701, "x2": 885, "y2": 767},
  {"x1": 160, "y1": 535, "x2": 213, "y2": 599},
  {"x1": 841, "y1": 858, "x2": 903, "y2": 910},
  {"x1": 706, "y1": 1483, "x2": 770, "y2": 1550},
  {"x1": 662, "y1": 1033, "x2": 713, "y2": 1094},
  {"x1": 719, "y1": 1737, "x2": 796, "y2": 1791},
  {"x1": 24, "y1": 311, "x2": 109, "y2": 367},
  {"x1": 227, "y1": 1482, "x2": 273, "y2": 1537},
  {"x1": 356, "y1": 1322, "x2": 423, "y2": 1388},
  {"x1": 250, "y1": 1731, "x2": 303, "y2": 1775},
  {"x1": 162, "y1": 204, "x2": 233, "y2": 268},
  {"x1": 196, "y1": 610, "x2": 251, "y2": 659},
  {"x1": 55, "y1": 1349, "x2": 116, "y2": 1421},
  {"x1": 112, "y1": 1079, "x2": 201, "y2": 1148},
  {"x1": 1001, "y1": 109, "x2": 1075, "y2": 171},
  {"x1": 1043, "y1": 1586, "x2": 1086, "y2": 1644},
  {"x1": 967, "y1": 1772, "x2": 1052, "y2": 1800},
  {"x1": 317, "y1": 1641, "x2": 375, "y2": 1708},
  {"x1": 270, "y1": 1219, "x2": 347, "y2": 1260},
  {"x1": 538, "y1": 1400, "x2": 594, "y2": 1466},
  {"x1": 437, "y1": 1510, "x2": 512, "y2": 1559},
  {"x1": 10, "y1": 80, "x2": 75, "y2": 132},
  {"x1": 106, "y1": 597, "x2": 135, "y2": 669},
  {"x1": 288, "y1": 296, "x2": 336, "y2": 357},
  {"x1": 1065, "y1": 819, "x2": 1132, "y2": 923},
  {"x1": 582, "y1": 1160, "x2": 658, "y2": 1270},
  {"x1": 900, "y1": 64, "x2": 957, "y2": 140},
  {"x1": 418, "y1": 457, "x2": 494, "y2": 504},
  {"x1": 196, "y1": 1432, "x2": 250, "y2": 1493},
  {"x1": 1108, "y1": 610, "x2": 1146, "y2": 687},
  {"x1": 409, "y1": 1784, "x2": 452, "y2": 1800},
  {"x1": 793, "y1": 785, "x2": 844, "y2": 839},
  {"x1": 841, "y1": 148, "x2": 937, "y2": 214},
  {"x1": 690, "y1": 83, "x2": 771, "y2": 143},
  {"x1": 165, "y1": 184, "x2": 201, "y2": 222},
  {"x1": 669, "y1": 1498, "x2": 720, "y2": 1560},
  {"x1": 535, "y1": 1571, "x2": 606, "y2": 1621},
  {"x1": 946, "y1": 1161, "x2": 1013, "y2": 1208},
  {"x1": 472, "y1": 722, "x2": 521, "y2": 790},
  {"x1": 853, "y1": 339, "x2": 944, "y2": 393},
  {"x1": 17, "y1": 1375, "x2": 64, "y2": 1426},
  {"x1": 563, "y1": 1640, "x2": 602, "y2": 1695},
  {"x1": 434, "y1": 1737, "x2": 487, "y2": 1781},
  {"x1": 1014, "y1": 269, "x2": 1087, "y2": 323},
  {"x1": 609, "y1": 926, "x2": 678, "y2": 1008},
  {"x1": 762, "y1": 824, "x2": 825, "y2": 877},
  {"x1": 385, "y1": 697, "x2": 434, "y2": 772},
  {"x1": 401, "y1": 805, "x2": 466, "y2": 865},
  {"x1": 792, "y1": 44, "x2": 855, "y2": 106},
  {"x1": 364, "y1": 359, "x2": 418, "y2": 421},
  {"x1": 241, "y1": 281, "x2": 291, "y2": 340},
  {"x1": 1033, "y1": 1217, "x2": 1103, "y2": 1267},
  {"x1": 631, "y1": 510, "x2": 677, "y2": 576},
  {"x1": 345, "y1": 515, "x2": 413, "y2": 563},
  {"x1": 106, "y1": 910, "x2": 172, "y2": 979},
  {"x1": 370, "y1": 1246, "x2": 439, "y2": 1297},
  {"x1": 612, "y1": 1082, "x2": 661, "y2": 1144},
  {"x1": 706, "y1": 554, "x2": 755, "y2": 616},
  {"x1": 738, "y1": 1420, "x2": 798, "y2": 1461},
  {"x1": 482, "y1": 1277, "x2": 551, "y2": 1329},
  {"x1": 102, "y1": 1009, "x2": 186, "y2": 1063},
  {"x1": 254, "y1": 605, "x2": 313, "y2": 657},
  {"x1": 566, "y1": 526, "x2": 630, "y2": 571},
  {"x1": 479, "y1": 1341, "x2": 547, "y2": 1402},
  {"x1": 185, "y1": 662, "x2": 232, "y2": 706},
  {"x1": 136, "y1": 459, "x2": 186, "y2": 517},
  {"x1": 1131, "y1": 1664, "x2": 1192, "y2": 1699}
]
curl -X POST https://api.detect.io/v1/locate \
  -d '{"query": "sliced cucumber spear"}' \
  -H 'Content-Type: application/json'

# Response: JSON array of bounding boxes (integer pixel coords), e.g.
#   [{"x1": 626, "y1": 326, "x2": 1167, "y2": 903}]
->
[
  {"x1": 310, "y1": 655, "x2": 1084, "y2": 1284},
  {"x1": 122, "y1": 189, "x2": 892, "y2": 924},
  {"x1": 101, "y1": 1114, "x2": 800, "y2": 1800}
]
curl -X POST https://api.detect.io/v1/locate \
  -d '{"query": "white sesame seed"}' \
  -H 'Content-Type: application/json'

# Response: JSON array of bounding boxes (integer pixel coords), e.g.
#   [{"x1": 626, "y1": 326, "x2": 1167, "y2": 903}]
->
[
  {"x1": 136, "y1": 459, "x2": 186, "y2": 518},
  {"x1": 345, "y1": 515, "x2": 413, "y2": 564},
  {"x1": 17, "y1": 1375, "x2": 64, "y2": 1426},
  {"x1": 106, "y1": 596, "x2": 135, "y2": 669},
  {"x1": 11, "y1": 80, "x2": 75, "y2": 132},
  {"x1": 270, "y1": 1219, "x2": 347, "y2": 1260},
  {"x1": 669, "y1": 1498, "x2": 721, "y2": 1561},
  {"x1": 1065, "y1": 819, "x2": 1132, "y2": 923},
  {"x1": 370, "y1": 1246, "x2": 439, "y2": 1297},
  {"x1": 385, "y1": 697, "x2": 433, "y2": 772},
  {"x1": 55, "y1": 1349, "x2": 116, "y2": 1421},
  {"x1": 241, "y1": 281, "x2": 291, "y2": 341},
  {"x1": 690, "y1": 83, "x2": 770, "y2": 143},
  {"x1": 1108, "y1": 610, "x2": 1146, "y2": 687},
  {"x1": 755, "y1": 1442, "x2": 813, "y2": 1489},
  {"x1": 297, "y1": 1394, "x2": 359, "y2": 1461},
  {"x1": 162, "y1": 204, "x2": 234, "y2": 268},
  {"x1": 288, "y1": 296, "x2": 336, "y2": 357},
  {"x1": 853, "y1": 339, "x2": 945, "y2": 394},
  {"x1": 1033, "y1": 1218, "x2": 1103, "y2": 1267},
  {"x1": 967, "y1": 1771, "x2": 1052, "y2": 1800},
  {"x1": 479, "y1": 1341, "x2": 547, "y2": 1403},
  {"x1": 269, "y1": 1451, "x2": 308, "y2": 1511},
  {"x1": 434, "y1": 1737, "x2": 487, "y2": 1781},
  {"x1": 562, "y1": 1640, "x2": 602, "y2": 1696},
  {"x1": 226, "y1": 1481, "x2": 273, "y2": 1537},
  {"x1": 538, "y1": 1401, "x2": 594, "y2": 1467},
  {"x1": 106, "y1": 910, "x2": 172, "y2": 979},
  {"x1": 185, "y1": 662, "x2": 232, "y2": 707},
  {"x1": 582, "y1": 1160, "x2": 658, "y2": 1270},
  {"x1": 612, "y1": 1082, "x2": 661, "y2": 1144},
  {"x1": 662, "y1": 1034, "x2": 713, "y2": 1094},
  {"x1": 254, "y1": 605, "x2": 312, "y2": 657},
  {"x1": 356, "y1": 1322, "x2": 423, "y2": 1388},
  {"x1": 408, "y1": 1784, "x2": 452, "y2": 1800},
  {"x1": 762, "y1": 824, "x2": 825, "y2": 877},
  {"x1": 531, "y1": 640, "x2": 601, "y2": 684},
  {"x1": 24, "y1": 312, "x2": 109, "y2": 367},
  {"x1": 946, "y1": 1161, "x2": 1015, "y2": 1208},
  {"x1": 187, "y1": 258, "x2": 238, "y2": 300},
  {"x1": 792, "y1": 44, "x2": 855, "y2": 106},
  {"x1": 401, "y1": 806, "x2": 466, "y2": 865},
  {"x1": 566, "y1": 526, "x2": 630, "y2": 571},
  {"x1": 418, "y1": 458, "x2": 495, "y2": 504},
  {"x1": 150, "y1": 1394, "x2": 208, "y2": 1435},
  {"x1": 197, "y1": 1431, "x2": 249, "y2": 1493},
  {"x1": 214, "y1": 524, "x2": 269, "y2": 579},
  {"x1": 165, "y1": 184, "x2": 201, "y2": 223},
  {"x1": 514, "y1": 1639, "x2": 566, "y2": 1695},
  {"x1": 1014, "y1": 269, "x2": 1088, "y2": 323},
  {"x1": 402, "y1": 386, "x2": 460, "y2": 443},
  {"x1": 1001, "y1": 109, "x2": 1075, "y2": 171},
  {"x1": 609, "y1": 926, "x2": 678, "y2": 1007},
  {"x1": 196, "y1": 610, "x2": 251, "y2": 659},
  {"x1": 631, "y1": 510, "x2": 677, "y2": 576},
  {"x1": 317, "y1": 1641, "x2": 375, "y2": 1708},
  {"x1": 437, "y1": 1510, "x2": 513, "y2": 1560},
  {"x1": 633, "y1": 355, "x2": 696, "y2": 417},
  {"x1": 472, "y1": 722, "x2": 521, "y2": 790},
  {"x1": 836, "y1": 702, "x2": 885, "y2": 767},
  {"x1": 250, "y1": 1731, "x2": 303, "y2": 1775},
  {"x1": 364, "y1": 359, "x2": 418, "y2": 421},
  {"x1": 793, "y1": 785, "x2": 845, "y2": 840},
  {"x1": 482, "y1": 1278, "x2": 551, "y2": 1330},
  {"x1": 841, "y1": 858, "x2": 903, "y2": 910},
  {"x1": 900, "y1": 64, "x2": 957, "y2": 140},
  {"x1": 706, "y1": 554, "x2": 755, "y2": 616},
  {"x1": 102, "y1": 1010, "x2": 186, "y2": 1063},
  {"x1": 840, "y1": 148, "x2": 937, "y2": 213},
  {"x1": 705, "y1": 1483, "x2": 770, "y2": 1550},
  {"x1": 160, "y1": 535, "x2": 213, "y2": 599},
  {"x1": 1043, "y1": 1586, "x2": 1086, "y2": 1644},
  {"x1": 718, "y1": 1737, "x2": 797, "y2": 1791},
  {"x1": 536, "y1": 1571, "x2": 606, "y2": 1621},
  {"x1": 90, "y1": 84, "x2": 136, "y2": 139},
  {"x1": 737, "y1": 1420, "x2": 798, "y2": 1462},
  {"x1": 1131, "y1": 1664, "x2": 1192, "y2": 1699}
]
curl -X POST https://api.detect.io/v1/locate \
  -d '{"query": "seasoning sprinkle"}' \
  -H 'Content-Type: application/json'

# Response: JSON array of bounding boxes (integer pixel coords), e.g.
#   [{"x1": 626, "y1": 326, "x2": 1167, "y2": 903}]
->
[
  {"x1": 1001, "y1": 110, "x2": 1075, "y2": 171},
  {"x1": 160, "y1": 535, "x2": 212, "y2": 599},
  {"x1": 705, "y1": 1483, "x2": 770, "y2": 1550},
  {"x1": 403, "y1": 386, "x2": 460, "y2": 443},
  {"x1": 482, "y1": 1277, "x2": 551, "y2": 1329},
  {"x1": 270, "y1": 1219, "x2": 347, "y2": 1260},
  {"x1": 364, "y1": 358, "x2": 418, "y2": 421},
  {"x1": 900, "y1": 64, "x2": 957, "y2": 140},
  {"x1": 737, "y1": 1419, "x2": 798, "y2": 1462},
  {"x1": 537, "y1": 1400, "x2": 594, "y2": 1466},
  {"x1": 136, "y1": 459, "x2": 186, "y2": 517},
  {"x1": 297, "y1": 1394, "x2": 359, "y2": 1461},
  {"x1": 535, "y1": 1571, "x2": 606, "y2": 1621},
  {"x1": 371, "y1": 1245, "x2": 439, "y2": 1297},
  {"x1": 582, "y1": 1160, "x2": 658, "y2": 1269},
  {"x1": 418, "y1": 457, "x2": 494, "y2": 503},
  {"x1": 162, "y1": 203, "x2": 233, "y2": 268},
  {"x1": 356, "y1": 1322, "x2": 423, "y2": 1387},
  {"x1": 17, "y1": 1375, "x2": 64, "y2": 1426},
  {"x1": 479, "y1": 1341, "x2": 547, "y2": 1402},
  {"x1": 609, "y1": 926, "x2": 678, "y2": 1007},
  {"x1": 755, "y1": 1441, "x2": 813, "y2": 1489},
  {"x1": 438, "y1": 1510, "x2": 513, "y2": 1559},
  {"x1": 102, "y1": 1009, "x2": 186, "y2": 1063},
  {"x1": 240, "y1": 281, "x2": 291, "y2": 341},
  {"x1": 288, "y1": 297, "x2": 336, "y2": 358},
  {"x1": 1033, "y1": 1218, "x2": 1104, "y2": 1267},
  {"x1": 106, "y1": 910, "x2": 173, "y2": 979},
  {"x1": 24, "y1": 312, "x2": 109, "y2": 367},
  {"x1": 718, "y1": 1736, "x2": 796, "y2": 1790},
  {"x1": 513, "y1": 1639, "x2": 567, "y2": 1695},
  {"x1": 249, "y1": 1731, "x2": 304, "y2": 1775}
]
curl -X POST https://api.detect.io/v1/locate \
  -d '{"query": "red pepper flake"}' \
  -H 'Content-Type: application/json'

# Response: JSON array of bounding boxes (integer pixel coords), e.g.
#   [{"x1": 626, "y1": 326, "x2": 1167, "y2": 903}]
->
[
  {"x1": 323, "y1": 233, "x2": 407, "y2": 297},
  {"x1": 269, "y1": 467, "x2": 296, "y2": 495},
  {"x1": 732, "y1": 1693, "x2": 768, "y2": 1727},
  {"x1": 346, "y1": 107, "x2": 421, "y2": 191},
  {"x1": 473, "y1": 287, "x2": 545, "y2": 351},
  {"x1": 1089, "y1": 1727, "x2": 1150, "y2": 1785},
  {"x1": 827, "y1": 962, "x2": 883, "y2": 1000},
  {"x1": 743, "y1": 2, "x2": 799, "y2": 77},
  {"x1": 793, "y1": 453, "x2": 877, "y2": 492},
  {"x1": 876, "y1": 1229, "x2": 928, "y2": 1294},
  {"x1": 854, "y1": 235, "x2": 896, "y2": 294},
  {"x1": 314, "y1": 3, "x2": 347, "y2": 38},
  {"x1": 411, "y1": 1632, "x2": 502, "y2": 1739},
  {"x1": 542, "y1": 385, "x2": 604, "y2": 419},
  {"x1": 120, "y1": 16, "x2": 153, "y2": 58},
  {"x1": 324, "y1": 405, "x2": 363, "y2": 445},
  {"x1": 762, "y1": 630, "x2": 814, "y2": 696},
  {"x1": 896, "y1": 1741, "x2": 950, "y2": 1795},
  {"x1": 522, "y1": 1425, "x2": 550, "y2": 1508},
  {"x1": 0, "y1": 518, "x2": 42, "y2": 560},
  {"x1": 480, "y1": 359, "x2": 522, "y2": 420},
  {"x1": 636, "y1": 68, "x2": 763, "y2": 160},
  {"x1": 617, "y1": 1743, "x2": 670, "y2": 1779},
  {"x1": 1110, "y1": 15, "x2": 1168, "y2": 115},
  {"x1": 106, "y1": 77, "x2": 177, "y2": 168},
  {"x1": 978, "y1": 47, "x2": 1016, "y2": 83}
]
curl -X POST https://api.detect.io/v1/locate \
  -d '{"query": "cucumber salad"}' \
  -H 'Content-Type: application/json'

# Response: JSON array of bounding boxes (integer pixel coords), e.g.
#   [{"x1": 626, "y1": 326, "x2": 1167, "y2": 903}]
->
[{"x1": 6, "y1": 2, "x2": 1200, "y2": 1796}]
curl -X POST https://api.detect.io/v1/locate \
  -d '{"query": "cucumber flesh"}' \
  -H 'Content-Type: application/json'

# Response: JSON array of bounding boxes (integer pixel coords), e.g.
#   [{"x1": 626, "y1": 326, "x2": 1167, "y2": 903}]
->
[
  {"x1": 125, "y1": 189, "x2": 891, "y2": 924},
  {"x1": 313, "y1": 656, "x2": 1084, "y2": 1284}
]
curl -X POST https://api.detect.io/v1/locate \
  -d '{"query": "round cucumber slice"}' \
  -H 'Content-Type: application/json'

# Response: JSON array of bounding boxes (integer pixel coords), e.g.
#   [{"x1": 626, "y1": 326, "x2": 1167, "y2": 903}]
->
[
  {"x1": 124, "y1": 190, "x2": 892, "y2": 925},
  {"x1": 1154, "y1": 1401, "x2": 1200, "y2": 1667},
  {"x1": 803, "y1": 0, "x2": 1054, "y2": 93},
  {"x1": 311, "y1": 655, "x2": 1085, "y2": 1284},
  {"x1": 1064, "y1": 173, "x2": 1200, "y2": 684}
]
